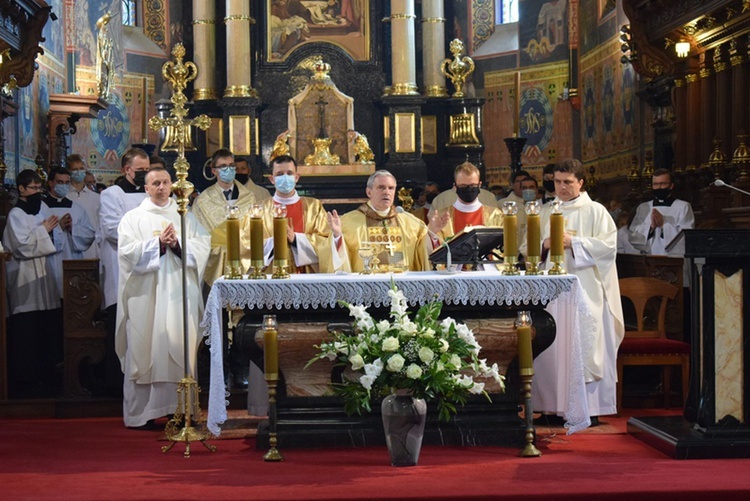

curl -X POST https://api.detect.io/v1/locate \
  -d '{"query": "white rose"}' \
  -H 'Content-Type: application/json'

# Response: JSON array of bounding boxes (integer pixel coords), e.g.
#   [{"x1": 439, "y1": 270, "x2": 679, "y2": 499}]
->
[
  {"x1": 386, "y1": 354, "x2": 405, "y2": 372},
  {"x1": 418, "y1": 346, "x2": 434, "y2": 363},
  {"x1": 382, "y1": 336, "x2": 400, "y2": 352},
  {"x1": 349, "y1": 353, "x2": 365, "y2": 371},
  {"x1": 449, "y1": 354, "x2": 462, "y2": 369},
  {"x1": 422, "y1": 328, "x2": 436, "y2": 338},
  {"x1": 438, "y1": 339, "x2": 450, "y2": 353},
  {"x1": 377, "y1": 320, "x2": 391, "y2": 333},
  {"x1": 406, "y1": 364, "x2": 423, "y2": 379}
]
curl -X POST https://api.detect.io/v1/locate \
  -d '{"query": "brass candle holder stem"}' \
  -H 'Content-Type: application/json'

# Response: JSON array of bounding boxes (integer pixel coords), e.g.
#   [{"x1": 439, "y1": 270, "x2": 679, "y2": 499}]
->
[
  {"x1": 249, "y1": 259, "x2": 265, "y2": 280},
  {"x1": 263, "y1": 379, "x2": 284, "y2": 461},
  {"x1": 162, "y1": 376, "x2": 216, "y2": 457},
  {"x1": 502, "y1": 255, "x2": 520, "y2": 275},
  {"x1": 225, "y1": 260, "x2": 243, "y2": 280},
  {"x1": 547, "y1": 255, "x2": 566, "y2": 275},
  {"x1": 525, "y1": 256, "x2": 541, "y2": 275},
  {"x1": 520, "y1": 369, "x2": 542, "y2": 457},
  {"x1": 272, "y1": 259, "x2": 290, "y2": 279}
]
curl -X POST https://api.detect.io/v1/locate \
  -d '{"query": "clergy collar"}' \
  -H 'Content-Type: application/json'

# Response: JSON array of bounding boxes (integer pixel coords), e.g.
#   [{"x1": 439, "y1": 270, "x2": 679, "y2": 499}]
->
[
  {"x1": 14, "y1": 198, "x2": 40, "y2": 215},
  {"x1": 273, "y1": 191, "x2": 300, "y2": 205},
  {"x1": 115, "y1": 177, "x2": 142, "y2": 193},
  {"x1": 367, "y1": 202, "x2": 393, "y2": 218},
  {"x1": 43, "y1": 194, "x2": 73, "y2": 208},
  {"x1": 453, "y1": 198, "x2": 483, "y2": 213},
  {"x1": 144, "y1": 197, "x2": 174, "y2": 211},
  {"x1": 653, "y1": 196, "x2": 675, "y2": 207}
]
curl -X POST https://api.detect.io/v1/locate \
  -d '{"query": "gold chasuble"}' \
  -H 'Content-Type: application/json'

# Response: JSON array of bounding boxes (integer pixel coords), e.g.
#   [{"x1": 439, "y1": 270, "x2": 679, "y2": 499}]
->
[
  {"x1": 192, "y1": 181, "x2": 257, "y2": 285},
  {"x1": 436, "y1": 205, "x2": 504, "y2": 241},
  {"x1": 318, "y1": 204, "x2": 431, "y2": 273}
]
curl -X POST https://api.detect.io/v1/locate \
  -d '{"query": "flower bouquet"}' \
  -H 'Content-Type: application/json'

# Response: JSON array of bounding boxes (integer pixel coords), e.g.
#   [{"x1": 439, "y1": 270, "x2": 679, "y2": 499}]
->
[{"x1": 307, "y1": 283, "x2": 505, "y2": 421}]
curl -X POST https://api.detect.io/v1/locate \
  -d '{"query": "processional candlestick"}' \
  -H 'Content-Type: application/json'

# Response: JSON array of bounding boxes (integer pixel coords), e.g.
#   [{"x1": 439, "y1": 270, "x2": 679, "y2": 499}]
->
[{"x1": 149, "y1": 43, "x2": 215, "y2": 457}]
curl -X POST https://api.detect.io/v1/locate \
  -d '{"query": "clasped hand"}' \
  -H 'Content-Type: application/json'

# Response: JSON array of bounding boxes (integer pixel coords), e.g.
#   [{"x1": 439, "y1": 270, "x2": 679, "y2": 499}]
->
[{"x1": 159, "y1": 223, "x2": 179, "y2": 248}]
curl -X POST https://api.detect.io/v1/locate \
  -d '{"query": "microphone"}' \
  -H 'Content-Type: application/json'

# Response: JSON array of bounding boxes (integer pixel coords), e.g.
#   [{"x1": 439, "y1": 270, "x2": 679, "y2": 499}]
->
[{"x1": 713, "y1": 179, "x2": 750, "y2": 197}]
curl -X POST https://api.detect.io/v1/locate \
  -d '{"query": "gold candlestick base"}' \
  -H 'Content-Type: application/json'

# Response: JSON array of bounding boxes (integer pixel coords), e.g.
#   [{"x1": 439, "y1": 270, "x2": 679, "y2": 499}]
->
[
  {"x1": 224, "y1": 260, "x2": 243, "y2": 280},
  {"x1": 547, "y1": 255, "x2": 566, "y2": 275},
  {"x1": 162, "y1": 376, "x2": 216, "y2": 457},
  {"x1": 502, "y1": 256, "x2": 520, "y2": 275},
  {"x1": 525, "y1": 256, "x2": 541, "y2": 275},
  {"x1": 249, "y1": 260, "x2": 265, "y2": 280},
  {"x1": 263, "y1": 379, "x2": 284, "y2": 462},
  {"x1": 520, "y1": 371, "x2": 542, "y2": 458},
  {"x1": 272, "y1": 259, "x2": 290, "y2": 279}
]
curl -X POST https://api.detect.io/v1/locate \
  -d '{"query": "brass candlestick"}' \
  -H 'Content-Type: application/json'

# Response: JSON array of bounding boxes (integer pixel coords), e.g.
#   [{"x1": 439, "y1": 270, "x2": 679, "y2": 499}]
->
[
  {"x1": 502, "y1": 201, "x2": 520, "y2": 275},
  {"x1": 224, "y1": 205, "x2": 243, "y2": 280},
  {"x1": 150, "y1": 43, "x2": 214, "y2": 457},
  {"x1": 272, "y1": 204, "x2": 290, "y2": 279},
  {"x1": 547, "y1": 201, "x2": 566, "y2": 275},
  {"x1": 262, "y1": 315, "x2": 284, "y2": 462},
  {"x1": 516, "y1": 311, "x2": 541, "y2": 458},
  {"x1": 249, "y1": 204, "x2": 266, "y2": 280},
  {"x1": 525, "y1": 201, "x2": 541, "y2": 275},
  {"x1": 440, "y1": 39, "x2": 475, "y2": 98}
]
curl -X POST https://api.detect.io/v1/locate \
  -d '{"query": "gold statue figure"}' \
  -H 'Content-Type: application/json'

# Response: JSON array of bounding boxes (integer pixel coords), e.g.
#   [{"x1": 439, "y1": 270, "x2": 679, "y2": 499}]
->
[
  {"x1": 348, "y1": 130, "x2": 375, "y2": 164},
  {"x1": 441, "y1": 39, "x2": 475, "y2": 99},
  {"x1": 270, "y1": 129, "x2": 291, "y2": 161},
  {"x1": 398, "y1": 187, "x2": 414, "y2": 212},
  {"x1": 96, "y1": 11, "x2": 115, "y2": 100}
]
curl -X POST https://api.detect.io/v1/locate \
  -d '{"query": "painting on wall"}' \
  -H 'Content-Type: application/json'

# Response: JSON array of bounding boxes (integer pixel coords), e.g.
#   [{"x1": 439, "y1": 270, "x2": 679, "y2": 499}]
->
[
  {"x1": 42, "y1": 0, "x2": 65, "y2": 63},
  {"x1": 266, "y1": 0, "x2": 370, "y2": 62},
  {"x1": 518, "y1": 0, "x2": 569, "y2": 67}
]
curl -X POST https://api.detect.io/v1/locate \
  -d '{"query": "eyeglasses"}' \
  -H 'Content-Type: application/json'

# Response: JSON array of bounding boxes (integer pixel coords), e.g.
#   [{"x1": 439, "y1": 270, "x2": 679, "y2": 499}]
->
[
  {"x1": 23, "y1": 184, "x2": 43, "y2": 192},
  {"x1": 215, "y1": 163, "x2": 236, "y2": 170}
]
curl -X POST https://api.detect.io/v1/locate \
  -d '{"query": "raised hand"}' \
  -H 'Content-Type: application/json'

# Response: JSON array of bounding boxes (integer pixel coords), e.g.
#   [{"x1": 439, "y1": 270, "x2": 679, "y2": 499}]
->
[
  {"x1": 42, "y1": 215, "x2": 59, "y2": 233},
  {"x1": 327, "y1": 209, "x2": 342, "y2": 238}
]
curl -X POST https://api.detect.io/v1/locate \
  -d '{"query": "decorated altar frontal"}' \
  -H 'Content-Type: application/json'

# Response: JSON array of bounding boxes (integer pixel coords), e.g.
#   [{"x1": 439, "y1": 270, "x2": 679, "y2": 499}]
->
[{"x1": 202, "y1": 270, "x2": 595, "y2": 443}]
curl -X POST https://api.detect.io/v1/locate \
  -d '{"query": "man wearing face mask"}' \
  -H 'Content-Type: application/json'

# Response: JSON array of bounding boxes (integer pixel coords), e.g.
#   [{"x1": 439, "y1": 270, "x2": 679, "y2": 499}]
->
[
  {"x1": 541, "y1": 163, "x2": 556, "y2": 204},
  {"x1": 520, "y1": 177, "x2": 539, "y2": 205},
  {"x1": 99, "y1": 147, "x2": 150, "y2": 396},
  {"x1": 410, "y1": 182, "x2": 440, "y2": 223},
  {"x1": 249, "y1": 154, "x2": 329, "y2": 273},
  {"x1": 427, "y1": 161, "x2": 503, "y2": 242},
  {"x1": 192, "y1": 148, "x2": 258, "y2": 286},
  {"x1": 2, "y1": 170, "x2": 64, "y2": 397},
  {"x1": 235, "y1": 156, "x2": 271, "y2": 202},
  {"x1": 43, "y1": 167, "x2": 96, "y2": 294},
  {"x1": 628, "y1": 168, "x2": 694, "y2": 258},
  {"x1": 66, "y1": 154, "x2": 101, "y2": 259},
  {"x1": 497, "y1": 169, "x2": 531, "y2": 232}
]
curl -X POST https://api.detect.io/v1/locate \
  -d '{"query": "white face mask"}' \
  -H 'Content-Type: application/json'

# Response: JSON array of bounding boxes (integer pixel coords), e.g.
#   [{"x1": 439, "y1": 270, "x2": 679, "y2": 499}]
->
[
  {"x1": 522, "y1": 189, "x2": 536, "y2": 202},
  {"x1": 274, "y1": 174, "x2": 296, "y2": 194}
]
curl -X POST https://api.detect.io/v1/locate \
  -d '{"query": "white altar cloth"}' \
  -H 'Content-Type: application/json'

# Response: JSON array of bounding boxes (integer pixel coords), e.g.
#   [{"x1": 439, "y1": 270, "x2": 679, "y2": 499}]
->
[{"x1": 202, "y1": 270, "x2": 594, "y2": 436}]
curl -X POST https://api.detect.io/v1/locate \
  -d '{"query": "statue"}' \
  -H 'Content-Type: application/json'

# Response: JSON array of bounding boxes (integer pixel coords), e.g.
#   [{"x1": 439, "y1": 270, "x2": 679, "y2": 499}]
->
[
  {"x1": 348, "y1": 130, "x2": 374, "y2": 164},
  {"x1": 441, "y1": 39, "x2": 475, "y2": 99},
  {"x1": 270, "y1": 129, "x2": 291, "y2": 161},
  {"x1": 96, "y1": 11, "x2": 115, "y2": 100},
  {"x1": 397, "y1": 187, "x2": 414, "y2": 212}
]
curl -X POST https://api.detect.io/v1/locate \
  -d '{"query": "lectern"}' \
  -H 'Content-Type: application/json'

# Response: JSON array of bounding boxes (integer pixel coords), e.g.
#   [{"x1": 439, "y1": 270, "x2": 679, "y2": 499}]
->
[{"x1": 628, "y1": 229, "x2": 750, "y2": 458}]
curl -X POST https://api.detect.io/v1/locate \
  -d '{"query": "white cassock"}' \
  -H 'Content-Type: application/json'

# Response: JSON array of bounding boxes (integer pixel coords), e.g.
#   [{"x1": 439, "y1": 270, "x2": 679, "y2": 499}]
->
[
  {"x1": 66, "y1": 186, "x2": 101, "y2": 259},
  {"x1": 99, "y1": 183, "x2": 148, "y2": 309},
  {"x1": 43, "y1": 196, "x2": 96, "y2": 295},
  {"x1": 617, "y1": 226, "x2": 640, "y2": 255},
  {"x1": 2, "y1": 204, "x2": 61, "y2": 314},
  {"x1": 115, "y1": 198, "x2": 210, "y2": 427},
  {"x1": 534, "y1": 192, "x2": 625, "y2": 417}
]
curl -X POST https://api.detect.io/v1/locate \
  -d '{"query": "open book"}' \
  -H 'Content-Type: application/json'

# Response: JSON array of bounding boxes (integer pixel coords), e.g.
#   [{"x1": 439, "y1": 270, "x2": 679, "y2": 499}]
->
[{"x1": 429, "y1": 226, "x2": 504, "y2": 268}]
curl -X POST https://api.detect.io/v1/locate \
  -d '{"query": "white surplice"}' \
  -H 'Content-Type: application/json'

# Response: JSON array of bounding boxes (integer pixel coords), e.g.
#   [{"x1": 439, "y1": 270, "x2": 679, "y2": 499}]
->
[
  {"x1": 99, "y1": 183, "x2": 148, "y2": 308},
  {"x1": 66, "y1": 186, "x2": 101, "y2": 259},
  {"x1": 116, "y1": 198, "x2": 210, "y2": 427},
  {"x1": 534, "y1": 192, "x2": 625, "y2": 417}
]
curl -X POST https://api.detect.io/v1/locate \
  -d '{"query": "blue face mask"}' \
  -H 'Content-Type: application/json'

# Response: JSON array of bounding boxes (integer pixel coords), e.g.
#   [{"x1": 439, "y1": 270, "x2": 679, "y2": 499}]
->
[
  {"x1": 54, "y1": 183, "x2": 70, "y2": 198},
  {"x1": 217, "y1": 167, "x2": 236, "y2": 184},
  {"x1": 70, "y1": 170, "x2": 86, "y2": 184},
  {"x1": 274, "y1": 174, "x2": 296, "y2": 194},
  {"x1": 522, "y1": 189, "x2": 536, "y2": 202}
]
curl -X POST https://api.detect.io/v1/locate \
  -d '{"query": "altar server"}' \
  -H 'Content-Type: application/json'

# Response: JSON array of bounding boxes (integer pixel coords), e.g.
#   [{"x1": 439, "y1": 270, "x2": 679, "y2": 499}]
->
[
  {"x1": 43, "y1": 167, "x2": 96, "y2": 294},
  {"x1": 427, "y1": 161, "x2": 503, "y2": 242},
  {"x1": 192, "y1": 148, "x2": 257, "y2": 286},
  {"x1": 321, "y1": 170, "x2": 432, "y2": 273},
  {"x1": 535, "y1": 158, "x2": 624, "y2": 421},
  {"x1": 235, "y1": 156, "x2": 272, "y2": 202},
  {"x1": 99, "y1": 147, "x2": 150, "y2": 394},
  {"x1": 253, "y1": 154, "x2": 329, "y2": 272},
  {"x1": 65, "y1": 154, "x2": 101, "y2": 259},
  {"x1": 116, "y1": 167, "x2": 210, "y2": 428}
]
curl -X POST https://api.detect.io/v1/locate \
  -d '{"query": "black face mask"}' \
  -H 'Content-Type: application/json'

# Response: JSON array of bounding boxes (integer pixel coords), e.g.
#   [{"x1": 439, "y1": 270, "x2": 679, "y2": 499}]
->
[
  {"x1": 234, "y1": 174, "x2": 249, "y2": 184},
  {"x1": 24, "y1": 192, "x2": 43, "y2": 214},
  {"x1": 456, "y1": 186, "x2": 480, "y2": 204},
  {"x1": 543, "y1": 180, "x2": 555, "y2": 193},
  {"x1": 653, "y1": 188, "x2": 671, "y2": 200},
  {"x1": 424, "y1": 192, "x2": 437, "y2": 204},
  {"x1": 133, "y1": 170, "x2": 148, "y2": 187}
]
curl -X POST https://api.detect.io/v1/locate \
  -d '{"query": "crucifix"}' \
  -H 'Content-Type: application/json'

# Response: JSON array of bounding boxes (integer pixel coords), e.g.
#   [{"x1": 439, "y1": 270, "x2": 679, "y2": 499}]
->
[
  {"x1": 315, "y1": 94, "x2": 328, "y2": 139},
  {"x1": 384, "y1": 240, "x2": 398, "y2": 257}
]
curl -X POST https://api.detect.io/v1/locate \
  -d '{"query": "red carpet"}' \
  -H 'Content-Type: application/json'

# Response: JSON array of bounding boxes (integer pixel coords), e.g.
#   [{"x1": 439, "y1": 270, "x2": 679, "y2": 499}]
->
[{"x1": 2, "y1": 412, "x2": 750, "y2": 500}]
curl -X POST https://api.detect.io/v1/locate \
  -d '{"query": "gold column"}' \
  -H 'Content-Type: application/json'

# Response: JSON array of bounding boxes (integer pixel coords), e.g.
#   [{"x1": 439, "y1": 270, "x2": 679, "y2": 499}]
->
[
  {"x1": 685, "y1": 73, "x2": 700, "y2": 170},
  {"x1": 389, "y1": 0, "x2": 418, "y2": 95},
  {"x1": 673, "y1": 78, "x2": 687, "y2": 172},
  {"x1": 421, "y1": 1, "x2": 447, "y2": 97},
  {"x1": 192, "y1": 1, "x2": 217, "y2": 101},
  {"x1": 224, "y1": 0, "x2": 256, "y2": 97},
  {"x1": 699, "y1": 55, "x2": 714, "y2": 165},
  {"x1": 714, "y1": 45, "x2": 732, "y2": 161}
]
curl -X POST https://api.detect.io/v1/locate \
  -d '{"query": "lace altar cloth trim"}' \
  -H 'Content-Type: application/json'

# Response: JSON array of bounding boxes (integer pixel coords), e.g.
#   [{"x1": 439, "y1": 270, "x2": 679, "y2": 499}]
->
[{"x1": 202, "y1": 271, "x2": 581, "y2": 437}]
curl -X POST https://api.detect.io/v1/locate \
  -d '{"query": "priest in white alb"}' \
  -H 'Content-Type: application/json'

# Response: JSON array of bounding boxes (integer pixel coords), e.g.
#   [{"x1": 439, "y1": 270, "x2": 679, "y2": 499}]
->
[
  {"x1": 116, "y1": 167, "x2": 211, "y2": 428},
  {"x1": 535, "y1": 159, "x2": 624, "y2": 425}
]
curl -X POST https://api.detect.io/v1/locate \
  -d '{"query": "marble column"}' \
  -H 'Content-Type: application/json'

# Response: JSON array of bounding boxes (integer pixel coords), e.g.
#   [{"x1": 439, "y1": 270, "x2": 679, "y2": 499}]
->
[
  {"x1": 421, "y1": 1, "x2": 447, "y2": 97},
  {"x1": 224, "y1": 0, "x2": 256, "y2": 97},
  {"x1": 389, "y1": 0, "x2": 418, "y2": 95},
  {"x1": 192, "y1": 1, "x2": 217, "y2": 101}
]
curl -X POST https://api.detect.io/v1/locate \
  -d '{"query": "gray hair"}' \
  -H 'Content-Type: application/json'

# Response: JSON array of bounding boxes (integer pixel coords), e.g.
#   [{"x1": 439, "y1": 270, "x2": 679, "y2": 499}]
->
[{"x1": 367, "y1": 169, "x2": 396, "y2": 189}]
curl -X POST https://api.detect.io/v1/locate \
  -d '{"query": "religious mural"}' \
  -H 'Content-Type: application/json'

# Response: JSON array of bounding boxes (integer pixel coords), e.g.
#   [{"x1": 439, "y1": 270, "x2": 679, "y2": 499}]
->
[
  {"x1": 519, "y1": 0, "x2": 569, "y2": 66},
  {"x1": 42, "y1": 0, "x2": 64, "y2": 63},
  {"x1": 267, "y1": 0, "x2": 370, "y2": 62}
]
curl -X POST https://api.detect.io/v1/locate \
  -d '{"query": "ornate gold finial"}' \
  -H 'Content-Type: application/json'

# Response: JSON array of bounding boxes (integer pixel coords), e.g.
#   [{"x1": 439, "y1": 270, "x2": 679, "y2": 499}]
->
[
  {"x1": 733, "y1": 132, "x2": 750, "y2": 183},
  {"x1": 708, "y1": 138, "x2": 726, "y2": 179},
  {"x1": 95, "y1": 11, "x2": 114, "y2": 100},
  {"x1": 441, "y1": 39, "x2": 475, "y2": 98},
  {"x1": 304, "y1": 138, "x2": 340, "y2": 165},
  {"x1": 348, "y1": 130, "x2": 375, "y2": 164},
  {"x1": 311, "y1": 56, "x2": 332, "y2": 81},
  {"x1": 398, "y1": 187, "x2": 414, "y2": 212},
  {"x1": 270, "y1": 130, "x2": 291, "y2": 161}
]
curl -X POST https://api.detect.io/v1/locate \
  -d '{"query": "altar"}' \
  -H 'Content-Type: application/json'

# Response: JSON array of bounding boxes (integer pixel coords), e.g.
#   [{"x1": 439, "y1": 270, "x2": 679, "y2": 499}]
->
[{"x1": 202, "y1": 270, "x2": 594, "y2": 446}]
